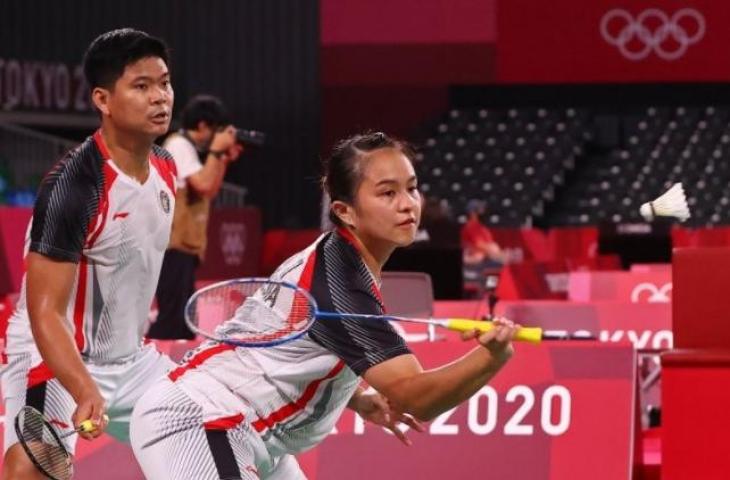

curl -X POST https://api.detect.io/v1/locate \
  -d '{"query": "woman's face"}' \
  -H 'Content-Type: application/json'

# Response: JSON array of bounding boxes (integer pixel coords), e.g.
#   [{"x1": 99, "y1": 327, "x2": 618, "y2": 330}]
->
[{"x1": 346, "y1": 147, "x2": 421, "y2": 249}]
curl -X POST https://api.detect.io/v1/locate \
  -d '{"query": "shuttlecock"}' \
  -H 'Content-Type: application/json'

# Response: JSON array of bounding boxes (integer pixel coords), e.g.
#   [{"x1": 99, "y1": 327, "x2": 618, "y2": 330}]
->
[{"x1": 639, "y1": 183, "x2": 690, "y2": 222}]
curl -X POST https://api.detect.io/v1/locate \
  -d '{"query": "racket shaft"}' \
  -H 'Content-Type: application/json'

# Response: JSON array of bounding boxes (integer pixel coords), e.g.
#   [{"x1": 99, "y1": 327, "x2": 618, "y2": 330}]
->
[{"x1": 445, "y1": 319, "x2": 543, "y2": 344}]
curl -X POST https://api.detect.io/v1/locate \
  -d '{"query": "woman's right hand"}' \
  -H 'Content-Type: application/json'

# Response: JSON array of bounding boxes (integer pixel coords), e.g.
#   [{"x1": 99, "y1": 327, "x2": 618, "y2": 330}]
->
[{"x1": 461, "y1": 317, "x2": 518, "y2": 361}]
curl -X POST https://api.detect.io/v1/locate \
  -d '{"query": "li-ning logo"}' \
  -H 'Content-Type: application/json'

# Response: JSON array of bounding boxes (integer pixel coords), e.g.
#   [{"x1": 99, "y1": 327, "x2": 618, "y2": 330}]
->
[
  {"x1": 600, "y1": 8, "x2": 705, "y2": 61},
  {"x1": 630, "y1": 282, "x2": 672, "y2": 303},
  {"x1": 220, "y1": 222, "x2": 246, "y2": 266}
]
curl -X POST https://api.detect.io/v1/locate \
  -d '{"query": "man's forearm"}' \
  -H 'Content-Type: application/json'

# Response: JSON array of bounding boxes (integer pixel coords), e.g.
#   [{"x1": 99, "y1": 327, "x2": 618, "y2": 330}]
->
[
  {"x1": 188, "y1": 155, "x2": 227, "y2": 198},
  {"x1": 30, "y1": 312, "x2": 97, "y2": 402}
]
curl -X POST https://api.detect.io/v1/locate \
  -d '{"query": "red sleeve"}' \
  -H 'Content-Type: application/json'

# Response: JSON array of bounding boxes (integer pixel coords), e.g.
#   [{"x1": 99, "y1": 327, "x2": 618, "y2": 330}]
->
[
  {"x1": 461, "y1": 221, "x2": 494, "y2": 248},
  {"x1": 479, "y1": 225, "x2": 494, "y2": 243}
]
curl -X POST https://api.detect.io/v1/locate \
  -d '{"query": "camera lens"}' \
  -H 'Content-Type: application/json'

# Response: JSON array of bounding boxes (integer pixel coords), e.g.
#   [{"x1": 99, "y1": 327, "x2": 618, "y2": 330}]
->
[{"x1": 236, "y1": 129, "x2": 266, "y2": 146}]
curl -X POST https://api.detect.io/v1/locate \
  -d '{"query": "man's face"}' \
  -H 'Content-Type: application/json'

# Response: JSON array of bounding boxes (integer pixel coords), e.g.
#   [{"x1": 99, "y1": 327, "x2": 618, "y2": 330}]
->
[
  {"x1": 102, "y1": 56, "x2": 174, "y2": 138},
  {"x1": 198, "y1": 122, "x2": 220, "y2": 146}
]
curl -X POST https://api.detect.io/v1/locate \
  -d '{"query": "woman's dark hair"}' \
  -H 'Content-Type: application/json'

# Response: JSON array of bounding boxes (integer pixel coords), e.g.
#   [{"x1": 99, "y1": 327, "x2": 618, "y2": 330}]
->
[
  {"x1": 83, "y1": 28, "x2": 170, "y2": 90},
  {"x1": 180, "y1": 94, "x2": 230, "y2": 130},
  {"x1": 322, "y1": 131, "x2": 415, "y2": 227}
]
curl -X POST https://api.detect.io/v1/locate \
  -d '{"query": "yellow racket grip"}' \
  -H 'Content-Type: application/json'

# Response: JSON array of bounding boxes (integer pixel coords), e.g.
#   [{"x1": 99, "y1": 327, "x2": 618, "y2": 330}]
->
[
  {"x1": 78, "y1": 414, "x2": 110, "y2": 433},
  {"x1": 445, "y1": 319, "x2": 543, "y2": 344}
]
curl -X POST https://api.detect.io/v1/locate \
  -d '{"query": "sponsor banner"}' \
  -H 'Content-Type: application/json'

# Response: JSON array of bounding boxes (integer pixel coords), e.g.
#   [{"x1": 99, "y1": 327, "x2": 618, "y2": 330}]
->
[
  {"x1": 0, "y1": 341, "x2": 635, "y2": 479},
  {"x1": 430, "y1": 300, "x2": 672, "y2": 349},
  {"x1": 0, "y1": 57, "x2": 93, "y2": 113},
  {"x1": 299, "y1": 341, "x2": 635, "y2": 480},
  {"x1": 502, "y1": 301, "x2": 672, "y2": 350},
  {"x1": 567, "y1": 271, "x2": 672, "y2": 303},
  {"x1": 497, "y1": 0, "x2": 730, "y2": 82}
]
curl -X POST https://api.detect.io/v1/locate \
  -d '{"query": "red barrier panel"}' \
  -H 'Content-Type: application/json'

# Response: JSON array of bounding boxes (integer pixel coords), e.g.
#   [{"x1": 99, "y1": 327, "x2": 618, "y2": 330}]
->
[
  {"x1": 671, "y1": 226, "x2": 730, "y2": 248},
  {"x1": 498, "y1": 1, "x2": 730, "y2": 83},
  {"x1": 502, "y1": 301, "x2": 672, "y2": 349},
  {"x1": 565, "y1": 254, "x2": 622, "y2": 271},
  {"x1": 490, "y1": 227, "x2": 548, "y2": 263},
  {"x1": 0, "y1": 207, "x2": 32, "y2": 296},
  {"x1": 662, "y1": 350, "x2": 730, "y2": 480},
  {"x1": 0, "y1": 341, "x2": 635, "y2": 479},
  {"x1": 196, "y1": 207, "x2": 262, "y2": 280},
  {"x1": 521, "y1": 228, "x2": 552, "y2": 262},
  {"x1": 547, "y1": 227, "x2": 598, "y2": 261},
  {"x1": 672, "y1": 248, "x2": 730, "y2": 349},
  {"x1": 298, "y1": 341, "x2": 636, "y2": 480},
  {"x1": 497, "y1": 261, "x2": 569, "y2": 300},
  {"x1": 663, "y1": 248, "x2": 730, "y2": 479},
  {"x1": 630, "y1": 263, "x2": 672, "y2": 273},
  {"x1": 567, "y1": 271, "x2": 672, "y2": 303},
  {"x1": 259, "y1": 229, "x2": 322, "y2": 276}
]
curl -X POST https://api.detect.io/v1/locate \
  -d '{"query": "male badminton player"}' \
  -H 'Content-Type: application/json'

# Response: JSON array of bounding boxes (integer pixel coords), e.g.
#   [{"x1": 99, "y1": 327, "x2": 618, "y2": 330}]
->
[
  {"x1": 130, "y1": 132, "x2": 519, "y2": 479},
  {"x1": 2, "y1": 28, "x2": 177, "y2": 479}
]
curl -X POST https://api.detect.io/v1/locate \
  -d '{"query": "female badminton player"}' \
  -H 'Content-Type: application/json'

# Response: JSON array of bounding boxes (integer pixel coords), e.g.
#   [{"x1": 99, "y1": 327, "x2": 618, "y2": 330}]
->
[{"x1": 130, "y1": 131, "x2": 520, "y2": 479}]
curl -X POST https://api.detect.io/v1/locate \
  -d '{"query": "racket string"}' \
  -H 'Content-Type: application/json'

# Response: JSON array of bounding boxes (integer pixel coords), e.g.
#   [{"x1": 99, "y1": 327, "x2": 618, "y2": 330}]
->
[
  {"x1": 189, "y1": 280, "x2": 316, "y2": 345},
  {"x1": 17, "y1": 407, "x2": 72, "y2": 480}
]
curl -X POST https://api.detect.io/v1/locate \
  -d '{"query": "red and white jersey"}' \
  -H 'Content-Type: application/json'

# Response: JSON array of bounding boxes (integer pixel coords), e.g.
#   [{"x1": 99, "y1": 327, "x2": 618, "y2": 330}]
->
[
  {"x1": 6, "y1": 130, "x2": 176, "y2": 362},
  {"x1": 167, "y1": 229, "x2": 411, "y2": 457}
]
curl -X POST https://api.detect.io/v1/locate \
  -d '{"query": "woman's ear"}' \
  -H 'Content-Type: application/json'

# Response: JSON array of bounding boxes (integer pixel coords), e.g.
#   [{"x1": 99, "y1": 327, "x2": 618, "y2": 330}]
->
[
  {"x1": 331, "y1": 200, "x2": 356, "y2": 228},
  {"x1": 91, "y1": 87, "x2": 111, "y2": 117}
]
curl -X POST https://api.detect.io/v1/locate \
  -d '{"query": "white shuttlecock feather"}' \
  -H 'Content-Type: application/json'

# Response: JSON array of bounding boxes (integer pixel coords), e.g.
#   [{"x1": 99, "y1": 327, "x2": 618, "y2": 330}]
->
[{"x1": 639, "y1": 183, "x2": 690, "y2": 222}]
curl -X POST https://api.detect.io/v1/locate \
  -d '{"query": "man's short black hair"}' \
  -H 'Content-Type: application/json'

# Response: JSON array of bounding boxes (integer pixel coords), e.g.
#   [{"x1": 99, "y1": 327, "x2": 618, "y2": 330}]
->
[
  {"x1": 83, "y1": 28, "x2": 170, "y2": 90},
  {"x1": 180, "y1": 95, "x2": 230, "y2": 130}
]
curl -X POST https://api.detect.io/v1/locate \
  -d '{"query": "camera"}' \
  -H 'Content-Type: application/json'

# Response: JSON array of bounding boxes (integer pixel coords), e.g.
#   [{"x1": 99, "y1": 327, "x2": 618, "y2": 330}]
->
[{"x1": 236, "y1": 129, "x2": 266, "y2": 147}]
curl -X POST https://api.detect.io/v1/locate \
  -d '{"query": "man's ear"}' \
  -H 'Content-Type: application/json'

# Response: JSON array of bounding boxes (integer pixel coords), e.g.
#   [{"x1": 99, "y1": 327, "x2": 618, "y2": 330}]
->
[
  {"x1": 91, "y1": 87, "x2": 111, "y2": 117},
  {"x1": 331, "y1": 200, "x2": 355, "y2": 228}
]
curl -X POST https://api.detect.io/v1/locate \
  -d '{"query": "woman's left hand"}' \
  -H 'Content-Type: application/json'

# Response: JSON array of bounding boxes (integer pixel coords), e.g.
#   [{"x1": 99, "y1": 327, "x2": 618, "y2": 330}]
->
[{"x1": 355, "y1": 390, "x2": 425, "y2": 446}]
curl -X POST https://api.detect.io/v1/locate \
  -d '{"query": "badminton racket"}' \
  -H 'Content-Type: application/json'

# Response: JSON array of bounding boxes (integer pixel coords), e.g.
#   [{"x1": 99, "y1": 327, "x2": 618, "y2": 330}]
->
[
  {"x1": 184, "y1": 278, "x2": 543, "y2": 347},
  {"x1": 14, "y1": 406, "x2": 107, "y2": 480}
]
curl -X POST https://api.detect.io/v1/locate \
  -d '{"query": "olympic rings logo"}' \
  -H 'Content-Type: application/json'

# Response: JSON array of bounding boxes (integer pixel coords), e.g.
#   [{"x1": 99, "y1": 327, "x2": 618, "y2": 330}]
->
[
  {"x1": 600, "y1": 8, "x2": 705, "y2": 61},
  {"x1": 630, "y1": 282, "x2": 672, "y2": 303}
]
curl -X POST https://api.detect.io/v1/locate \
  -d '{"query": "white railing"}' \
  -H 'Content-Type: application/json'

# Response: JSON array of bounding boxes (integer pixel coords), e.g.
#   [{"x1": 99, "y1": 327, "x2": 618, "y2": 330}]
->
[
  {"x1": 0, "y1": 122, "x2": 247, "y2": 208},
  {"x1": 213, "y1": 182, "x2": 248, "y2": 208},
  {"x1": 0, "y1": 122, "x2": 76, "y2": 194}
]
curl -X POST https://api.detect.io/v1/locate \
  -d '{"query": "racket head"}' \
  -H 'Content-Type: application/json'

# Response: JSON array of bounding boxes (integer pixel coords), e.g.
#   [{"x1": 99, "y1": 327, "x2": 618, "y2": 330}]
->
[
  {"x1": 184, "y1": 278, "x2": 319, "y2": 347},
  {"x1": 14, "y1": 406, "x2": 73, "y2": 480}
]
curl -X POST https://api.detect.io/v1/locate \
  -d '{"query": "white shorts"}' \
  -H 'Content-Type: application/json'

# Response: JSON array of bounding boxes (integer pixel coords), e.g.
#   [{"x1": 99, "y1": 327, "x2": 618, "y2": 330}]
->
[
  {"x1": 131, "y1": 377, "x2": 306, "y2": 480},
  {"x1": 1, "y1": 343, "x2": 174, "y2": 455}
]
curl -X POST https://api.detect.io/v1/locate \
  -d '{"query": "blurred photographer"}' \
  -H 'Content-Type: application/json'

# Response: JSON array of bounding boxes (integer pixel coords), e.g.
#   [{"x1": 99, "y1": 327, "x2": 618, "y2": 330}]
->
[{"x1": 148, "y1": 94, "x2": 243, "y2": 339}]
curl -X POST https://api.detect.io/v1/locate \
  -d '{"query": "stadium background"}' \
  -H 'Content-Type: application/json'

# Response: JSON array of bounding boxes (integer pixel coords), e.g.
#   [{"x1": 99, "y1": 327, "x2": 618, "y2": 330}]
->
[{"x1": 1, "y1": 1, "x2": 729, "y2": 478}]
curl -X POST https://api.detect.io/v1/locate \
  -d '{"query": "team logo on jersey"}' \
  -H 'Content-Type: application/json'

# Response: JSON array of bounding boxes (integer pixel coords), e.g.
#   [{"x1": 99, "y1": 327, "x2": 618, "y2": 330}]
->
[{"x1": 159, "y1": 190, "x2": 171, "y2": 214}]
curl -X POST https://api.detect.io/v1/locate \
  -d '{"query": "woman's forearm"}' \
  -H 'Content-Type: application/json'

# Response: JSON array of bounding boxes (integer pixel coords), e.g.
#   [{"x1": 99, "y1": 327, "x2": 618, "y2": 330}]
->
[{"x1": 391, "y1": 346, "x2": 512, "y2": 421}]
